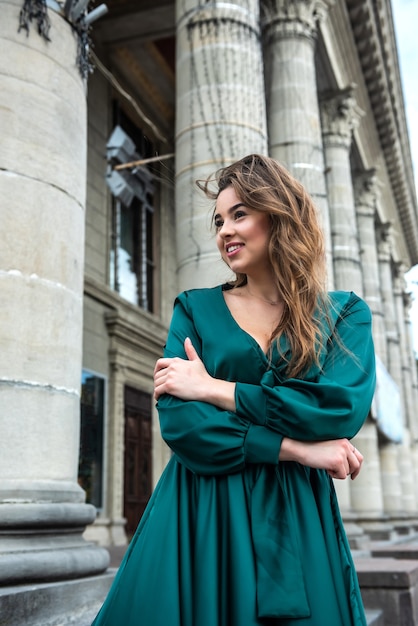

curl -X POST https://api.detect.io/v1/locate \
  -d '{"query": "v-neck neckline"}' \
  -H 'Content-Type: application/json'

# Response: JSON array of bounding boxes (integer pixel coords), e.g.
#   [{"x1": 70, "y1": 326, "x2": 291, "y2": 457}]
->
[{"x1": 218, "y1": 284, "x2": 280, "y2": 359}]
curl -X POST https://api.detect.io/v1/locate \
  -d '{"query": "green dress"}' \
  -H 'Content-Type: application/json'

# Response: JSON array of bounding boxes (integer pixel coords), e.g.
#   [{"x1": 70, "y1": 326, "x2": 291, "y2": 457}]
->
[{"x1": 92, "y1": 286, "x2": 376, "y2": 626}]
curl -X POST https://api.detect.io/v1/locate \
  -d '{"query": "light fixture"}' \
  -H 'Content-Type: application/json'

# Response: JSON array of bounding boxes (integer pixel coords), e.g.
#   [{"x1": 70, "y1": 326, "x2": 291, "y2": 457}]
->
[
  {"x1": 106, "y1": 126, "x2": 155, "y2": 205},
  {"x1": 64, "y1": 0, "x2": 108, "y2": 25}
]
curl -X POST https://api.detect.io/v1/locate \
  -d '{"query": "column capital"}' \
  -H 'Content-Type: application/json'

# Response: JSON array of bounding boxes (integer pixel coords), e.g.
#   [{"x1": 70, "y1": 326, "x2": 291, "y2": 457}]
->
[
  {"x1": 320, "y1": 85, "x2": 364, "y2": 148},
  {"x1": 262, "y1": 0, "x2": 333, "y2": 42},
  {"x1": 403, "y1": 289, "x2": 414, "y2": 311},
  {"x1": 354, "y1": 168, "x2": 380, "y2": 216},
  {"x1": 393, "y1": 261, "x2": 408, "y2": 295},
  {"x1": 377, "y1": 221, "x2": 393, "y2": 262}
]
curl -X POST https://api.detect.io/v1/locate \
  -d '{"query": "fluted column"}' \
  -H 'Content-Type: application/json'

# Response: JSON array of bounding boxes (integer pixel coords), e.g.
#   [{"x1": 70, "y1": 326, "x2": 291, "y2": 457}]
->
[
  {"x1": 404, "y1": 291, "x2": 418, "y2": 517},
  {"x1": 320, "y1": 86, "x2": 363, "y2": 295},
  {"x1": 319, "y1": 87, "x2": 364, "y2": 516},
  {"x1": 354, "y1": 170, "x2": 386, "y2": 362},
  {"x1": 350, "y1": 170, "x2": 384, "y2": 519},
  {"x1": 377, "y1": 224, "x2": 403, "y2": 515},
  {"x1": 404, "y1": 291, "x2": 418, "y2": 441},
  {"x1": 262, "y1": 0, "x2": 334, "y2": 287},
  {"x1": 394, "y1": 266, "x2": 417, "y2": 513},
  {"x1": 175, "y1": 0, "x2": 268, "y2": 290},
  {"x1": 0, "y1": 0, "x2": 108, "y2": 585}
]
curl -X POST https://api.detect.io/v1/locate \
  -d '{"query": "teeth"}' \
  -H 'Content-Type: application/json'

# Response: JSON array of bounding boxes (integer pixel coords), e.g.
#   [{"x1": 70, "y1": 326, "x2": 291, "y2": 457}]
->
[{"x1": 227, "y1": 244, "x2": 242, "y2": 253}]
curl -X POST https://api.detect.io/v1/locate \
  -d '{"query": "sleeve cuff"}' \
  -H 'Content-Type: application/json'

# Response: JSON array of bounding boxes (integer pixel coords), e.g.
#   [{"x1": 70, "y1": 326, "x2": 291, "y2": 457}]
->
[
  {"x1": 235, "y1": 382, "x2": 268, "y2": 424},
  {"x1": 244, "y1": 424, "x2": 283, "y2": 464}
]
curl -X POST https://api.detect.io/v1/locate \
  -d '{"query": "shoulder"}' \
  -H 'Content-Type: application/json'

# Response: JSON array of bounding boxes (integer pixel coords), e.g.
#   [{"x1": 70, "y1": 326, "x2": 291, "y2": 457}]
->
[
  {"x1": 174, "y1": 285, "x2": 223, "y2": 311},
  {"x1": 327, "y1": 291, "x2": 372, "y2": 325}
]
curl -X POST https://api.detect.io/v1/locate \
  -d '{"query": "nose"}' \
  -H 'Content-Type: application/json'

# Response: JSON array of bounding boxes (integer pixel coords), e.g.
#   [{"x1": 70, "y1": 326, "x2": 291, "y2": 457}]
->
[{"x1": 217, "y1": 218, "x2": 233, "y2": 238}]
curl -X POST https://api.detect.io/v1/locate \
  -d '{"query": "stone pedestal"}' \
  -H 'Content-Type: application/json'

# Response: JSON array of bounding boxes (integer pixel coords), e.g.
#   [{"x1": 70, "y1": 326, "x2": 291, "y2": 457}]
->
[
  {"x1": 0, "y1": 0, "x2": 109, "y2": 594},
  {"x1": 355, "y1": 557, "x2": 418, "y2": 625}
]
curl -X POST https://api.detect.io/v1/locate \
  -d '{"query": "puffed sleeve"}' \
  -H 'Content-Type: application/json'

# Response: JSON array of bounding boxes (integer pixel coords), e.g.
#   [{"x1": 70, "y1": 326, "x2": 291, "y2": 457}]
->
[
  {"x1": 157, "y1": 292, "x2": 283, "y2": 475},
  {"x1": 235, "y1": 293, "x2": 376, "y2": 440}
]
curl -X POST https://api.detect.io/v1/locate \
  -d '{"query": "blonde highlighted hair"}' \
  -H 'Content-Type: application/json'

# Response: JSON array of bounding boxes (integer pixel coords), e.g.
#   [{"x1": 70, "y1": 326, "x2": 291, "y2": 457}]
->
[{"x1": 197, "y1": 154, "x2": 329, "y2": 378}]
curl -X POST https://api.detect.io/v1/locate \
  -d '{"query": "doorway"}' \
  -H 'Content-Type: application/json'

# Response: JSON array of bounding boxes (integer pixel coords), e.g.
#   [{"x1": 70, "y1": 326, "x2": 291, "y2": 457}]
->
[{"x1": 123, "y1": 386, "x2": 152, "y2": 537}]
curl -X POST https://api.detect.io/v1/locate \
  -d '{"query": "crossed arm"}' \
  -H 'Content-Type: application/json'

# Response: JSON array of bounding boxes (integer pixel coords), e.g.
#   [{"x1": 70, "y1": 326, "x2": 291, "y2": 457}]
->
[{"x1": 154, "y1": 292, "x2": 376, "y2": 479}]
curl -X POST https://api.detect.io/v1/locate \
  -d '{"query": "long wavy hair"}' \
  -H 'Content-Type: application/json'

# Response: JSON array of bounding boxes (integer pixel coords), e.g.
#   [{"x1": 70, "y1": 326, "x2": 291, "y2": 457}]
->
[{"x1": 197, "y1": 154, "x2": 329, "y2": 378}]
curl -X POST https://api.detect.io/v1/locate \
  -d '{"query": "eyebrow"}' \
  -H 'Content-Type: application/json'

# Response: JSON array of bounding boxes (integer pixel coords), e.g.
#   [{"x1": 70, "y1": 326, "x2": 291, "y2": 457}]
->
[{"x1": 213, "y1": 202, "x2": 245, "y2": 221}]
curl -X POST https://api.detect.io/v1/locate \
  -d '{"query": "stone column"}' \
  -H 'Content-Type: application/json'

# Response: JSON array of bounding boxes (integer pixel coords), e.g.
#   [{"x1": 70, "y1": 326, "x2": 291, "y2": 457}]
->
[
  {"x1": 404, "y1": 291, "x2": 418, "y2": 441},
  {"x1": 319, "y1": 87, "x2": 363, "y2": 516},
  {"x1": 394, "y1": 265, "x2": 417, "y2": 514},
  {"x1": 0, "y1": 0, "x2": 108, "y2": 588},
  {"x1": 350, "y1": 170, "x2": 384, "y2": 520},
  {"x1": 320, "y1": 86, "x2": 364, "y2": 296},
  {"x1": 377, "y1": 224, "x2": 403, "y2": 515},
  {"x1": 262, "y1": 0, "x2": 334, "y2": 287},
  {"x1": 354, "y1": 170, "x2": 387, "y2": 362},
  {"x1": 175, "y1": 0, "x2": 268, "y2": 290}
]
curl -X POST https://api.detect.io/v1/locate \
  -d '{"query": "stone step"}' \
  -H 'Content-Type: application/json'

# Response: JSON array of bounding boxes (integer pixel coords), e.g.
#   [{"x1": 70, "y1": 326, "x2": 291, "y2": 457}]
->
[
  {"x1": 356, "y1": 557, "x2": 418, "y2": 625},
  {"x1": 371, "y1": 542, "x2": 418, "y2": 560}
]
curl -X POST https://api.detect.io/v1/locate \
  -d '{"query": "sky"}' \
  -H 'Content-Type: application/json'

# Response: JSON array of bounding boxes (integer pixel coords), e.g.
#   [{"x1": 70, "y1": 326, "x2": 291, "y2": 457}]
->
[{"x1": 391, "y1": 0, "x2": 418, "y2": 355}]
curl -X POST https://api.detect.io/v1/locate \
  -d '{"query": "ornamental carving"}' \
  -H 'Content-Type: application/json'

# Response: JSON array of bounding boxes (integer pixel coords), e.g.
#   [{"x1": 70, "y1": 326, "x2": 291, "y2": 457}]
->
[
  {"x1": 320, "y1": 86, "x2": 363, "y2": 148},
  {"x1": 261, "y1": 0, "x2": 332, "y2": 41},
  {"x1": 354, "y1": 168, "x2": 380, "y2": 214},
  {"x1": 377, "y1": 221, "x2": 393, "y2": 261}
]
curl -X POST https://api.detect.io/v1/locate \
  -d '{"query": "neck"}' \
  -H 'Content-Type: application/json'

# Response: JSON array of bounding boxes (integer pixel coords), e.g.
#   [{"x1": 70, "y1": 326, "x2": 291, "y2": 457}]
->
[{"x1": 245, "y1": 280, "x2": 282, "y2": 306}]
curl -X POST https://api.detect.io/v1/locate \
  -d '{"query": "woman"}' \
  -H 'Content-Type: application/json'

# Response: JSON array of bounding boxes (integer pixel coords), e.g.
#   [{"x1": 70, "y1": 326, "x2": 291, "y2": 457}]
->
[{"x1": 92, "y1": 154, "x2": 376, "y2": 625}]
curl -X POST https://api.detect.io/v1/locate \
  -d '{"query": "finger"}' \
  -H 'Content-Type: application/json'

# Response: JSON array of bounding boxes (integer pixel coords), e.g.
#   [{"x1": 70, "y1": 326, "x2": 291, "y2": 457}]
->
[
  {"x1": 350, "y1": 458, "x2": 362, "y2": 480},
  {"x1": 350, "y1": 454, "x2": 363, "y2": 480},
  {"x1": 184, "y1": 337, "x2": 200, "y2": 361},
  {"x1": 154, "y1": 358, "x2": 169, "y2": 375}
]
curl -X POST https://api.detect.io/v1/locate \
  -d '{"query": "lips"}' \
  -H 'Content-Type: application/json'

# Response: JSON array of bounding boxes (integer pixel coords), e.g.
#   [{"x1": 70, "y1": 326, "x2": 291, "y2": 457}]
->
[{"x1": 226, "y1": 243, "x2": 244, "y2": 256}]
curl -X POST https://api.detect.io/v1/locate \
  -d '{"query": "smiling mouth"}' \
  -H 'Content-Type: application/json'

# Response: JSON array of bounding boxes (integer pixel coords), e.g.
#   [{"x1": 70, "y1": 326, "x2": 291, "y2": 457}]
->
[{"x1": 226, "y1": 244, "x2": 243, "y2": 255}]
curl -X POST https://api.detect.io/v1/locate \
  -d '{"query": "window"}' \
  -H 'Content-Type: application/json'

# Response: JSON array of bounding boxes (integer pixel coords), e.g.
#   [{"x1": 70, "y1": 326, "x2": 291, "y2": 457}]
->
[
  {"x1": 78, "y1": 371, "x2": 105, "y2": 509},
  {"x1": 109, "y1": 196, "x2": 154, "y2": 310},
  {"x1": 106, "y1": 105, "x2": 157, "y2": 313}
]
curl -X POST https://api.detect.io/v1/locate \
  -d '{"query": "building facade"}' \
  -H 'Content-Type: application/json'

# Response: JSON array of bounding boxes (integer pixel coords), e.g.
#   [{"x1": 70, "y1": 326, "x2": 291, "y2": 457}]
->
[
  {"x1": 82, "y1": 0, "x2": 418, "y2": 547},
  {"x1": 1, "y1": 0, "x2": 418, "y2": 604}
]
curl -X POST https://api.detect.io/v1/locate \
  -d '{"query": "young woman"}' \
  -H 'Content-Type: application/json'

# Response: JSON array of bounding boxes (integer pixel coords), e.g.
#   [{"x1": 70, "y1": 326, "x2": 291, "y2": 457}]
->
[{"x1": 92, "y1": 154, "x2": 376, "y2": 625}]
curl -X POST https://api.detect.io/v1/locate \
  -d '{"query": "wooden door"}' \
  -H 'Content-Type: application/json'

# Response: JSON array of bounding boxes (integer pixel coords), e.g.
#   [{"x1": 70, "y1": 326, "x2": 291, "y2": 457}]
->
[{"x1": 123, "y1": 386, "x2": 152, "y2": 537}]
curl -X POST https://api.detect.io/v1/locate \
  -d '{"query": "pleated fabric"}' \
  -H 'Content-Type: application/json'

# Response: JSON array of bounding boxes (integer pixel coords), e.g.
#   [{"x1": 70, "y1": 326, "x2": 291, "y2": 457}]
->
[{"x1": 92, "y1": 286, "x2": 375, "y2": 626}]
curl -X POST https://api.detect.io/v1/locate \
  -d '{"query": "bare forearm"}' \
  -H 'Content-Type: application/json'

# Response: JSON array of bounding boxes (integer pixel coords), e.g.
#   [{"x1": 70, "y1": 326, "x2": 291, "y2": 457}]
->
[
  {"x1": 279, "y1": 437, "x2": 363, "y2": 480},
  {"x1": 201, "y1": 378, "x2": 237, "y2": 412}
]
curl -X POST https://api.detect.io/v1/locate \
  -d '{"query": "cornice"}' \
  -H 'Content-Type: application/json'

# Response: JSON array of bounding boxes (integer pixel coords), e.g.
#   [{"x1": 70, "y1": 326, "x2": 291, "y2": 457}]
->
[{"x1": 346, "y1": 0, "x2": 418, "y2": 265}]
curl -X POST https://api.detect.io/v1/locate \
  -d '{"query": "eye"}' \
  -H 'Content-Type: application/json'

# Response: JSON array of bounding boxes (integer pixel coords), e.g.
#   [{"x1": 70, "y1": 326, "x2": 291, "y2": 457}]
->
[
  {"x1": 233, "y1": 209, "x2": 246, "y2": 220},
  {"x1": 214, "y1": 217, "x2": 223, "y2": 231}
]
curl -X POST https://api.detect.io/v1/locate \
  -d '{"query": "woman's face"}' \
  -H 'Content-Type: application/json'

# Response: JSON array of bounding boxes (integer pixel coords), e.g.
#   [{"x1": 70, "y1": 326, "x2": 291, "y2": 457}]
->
[{"x1": 214, "y1": 186, "x2": 272, "y2": 278}]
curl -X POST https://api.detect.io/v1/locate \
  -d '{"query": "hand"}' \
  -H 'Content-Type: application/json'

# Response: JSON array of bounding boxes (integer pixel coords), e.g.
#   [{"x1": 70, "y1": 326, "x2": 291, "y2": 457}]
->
[
  {"x1": 154, "y1": 338, "x2": 212, "y2": 401},
  {"x1": 281, "y1": 438, "x2": 363, "y2": 480}
]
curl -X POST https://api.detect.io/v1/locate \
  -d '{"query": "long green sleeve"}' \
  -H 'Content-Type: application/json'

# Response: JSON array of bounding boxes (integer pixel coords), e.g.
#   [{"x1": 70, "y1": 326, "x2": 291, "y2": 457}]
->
[
  {"x1": 157, "y1": 292, "x2": 283, "y2": 475},
  {"x1": 235, "y1": 292, "x2": 376, "y2": 441},
  {"x1": 158, "y1": 289, "x2": 375, "y2": 476}
]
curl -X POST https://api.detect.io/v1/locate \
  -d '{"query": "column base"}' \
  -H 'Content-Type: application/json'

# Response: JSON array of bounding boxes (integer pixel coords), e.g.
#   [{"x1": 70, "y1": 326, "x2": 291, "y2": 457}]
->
[
  {"x1": 0, "y1": 502, "x2": 110, "y2": 585},
  {"x1": 83, "y1": 516, "x2": 128, "y2": 547},
  {"x1": 0, "y1": 571, "x2": 115, "y2": 626}
]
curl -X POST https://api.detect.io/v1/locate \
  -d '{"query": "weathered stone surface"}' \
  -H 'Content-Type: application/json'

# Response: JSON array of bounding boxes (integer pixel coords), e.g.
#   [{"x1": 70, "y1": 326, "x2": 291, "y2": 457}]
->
[
  {"x1": 356, "y1": 558, "x2": 418, "y2": 625},
  {"x1": 0, "y1": 573, "x2": 115, "y2": 626}
]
